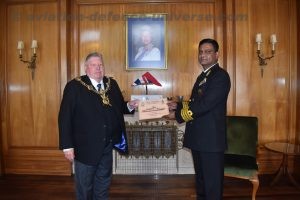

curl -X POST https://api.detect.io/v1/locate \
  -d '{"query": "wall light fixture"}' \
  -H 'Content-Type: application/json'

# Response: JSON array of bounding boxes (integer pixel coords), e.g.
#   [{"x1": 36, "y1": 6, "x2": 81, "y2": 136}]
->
[
  {"x1": 17, "y1": 40, "x2": 38, "y2": 80},
  {"x1": 255, "y1": 33, "x2": 277, "y2": 77}
]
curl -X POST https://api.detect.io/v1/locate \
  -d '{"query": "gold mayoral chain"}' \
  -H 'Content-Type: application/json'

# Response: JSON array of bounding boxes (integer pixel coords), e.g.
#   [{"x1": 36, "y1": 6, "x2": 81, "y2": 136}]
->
[{"x1": 75, "y1": 77, "x2": 112, "y2": 106}]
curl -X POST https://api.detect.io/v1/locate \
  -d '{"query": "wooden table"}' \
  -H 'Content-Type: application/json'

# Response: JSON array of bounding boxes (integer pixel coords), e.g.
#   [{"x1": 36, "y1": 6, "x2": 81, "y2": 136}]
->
[{"x1": 265, "y1": 142, "x2": 300, "y2": 188}]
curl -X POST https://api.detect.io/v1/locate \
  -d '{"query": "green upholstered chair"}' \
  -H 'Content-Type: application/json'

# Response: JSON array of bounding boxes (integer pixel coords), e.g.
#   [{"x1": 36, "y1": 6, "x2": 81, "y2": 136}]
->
[{"x1": 224, "y1": 116, "x2": 259, "y2": 200}]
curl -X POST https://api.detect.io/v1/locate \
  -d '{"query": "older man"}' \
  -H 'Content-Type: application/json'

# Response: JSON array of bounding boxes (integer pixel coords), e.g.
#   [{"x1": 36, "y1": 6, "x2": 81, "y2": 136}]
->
[{"x1": 58, "y1": 52, "x2": 138, "y2": 200}]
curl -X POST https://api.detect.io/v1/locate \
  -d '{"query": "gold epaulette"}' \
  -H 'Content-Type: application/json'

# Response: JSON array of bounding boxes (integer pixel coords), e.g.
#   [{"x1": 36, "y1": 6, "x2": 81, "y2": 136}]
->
[{"x1": 180, "y1": 101, "x2": 193, "y2": 122}]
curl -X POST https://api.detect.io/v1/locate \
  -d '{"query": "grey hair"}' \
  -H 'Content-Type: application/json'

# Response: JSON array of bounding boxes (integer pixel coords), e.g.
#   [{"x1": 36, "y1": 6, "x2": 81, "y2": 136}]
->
[{"x1": 84, "y1": 52, "x2": 104, "y2": 66}]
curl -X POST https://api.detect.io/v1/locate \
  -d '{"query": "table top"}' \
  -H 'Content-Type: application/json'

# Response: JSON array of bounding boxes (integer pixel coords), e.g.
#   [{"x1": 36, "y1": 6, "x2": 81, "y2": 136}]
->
[{"x1": 265, "y1": 142, "x2": 300, "y2": 155}]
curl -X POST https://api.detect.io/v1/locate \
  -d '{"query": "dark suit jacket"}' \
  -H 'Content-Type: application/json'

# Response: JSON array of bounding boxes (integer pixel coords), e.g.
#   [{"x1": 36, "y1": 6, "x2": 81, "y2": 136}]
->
[
  {"x1": 58, "y1": 75, "x2": 133, "y2": 165},
  {"x1": 175, "y1": 64, "x2": 231, "y2": 152}
]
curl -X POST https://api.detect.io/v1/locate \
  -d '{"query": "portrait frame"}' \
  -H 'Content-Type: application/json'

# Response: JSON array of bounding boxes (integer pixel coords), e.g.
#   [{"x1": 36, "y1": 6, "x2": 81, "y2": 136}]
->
[{"x1": 125, "y1": 14, "x2": 167, "y2": 70}]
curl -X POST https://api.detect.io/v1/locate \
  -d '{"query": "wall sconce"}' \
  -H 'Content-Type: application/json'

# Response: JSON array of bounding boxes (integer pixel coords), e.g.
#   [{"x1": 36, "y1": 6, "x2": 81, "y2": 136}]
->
[
  {"x1": 17, "y1": 40, "x2": 38, "y2": 80},
  {"x1": 256, "y1": 33, "x2": 277, "y2": 77}
]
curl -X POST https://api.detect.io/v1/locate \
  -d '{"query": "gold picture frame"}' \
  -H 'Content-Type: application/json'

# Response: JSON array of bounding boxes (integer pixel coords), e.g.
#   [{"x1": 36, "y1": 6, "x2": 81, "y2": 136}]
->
[{"x1": 125, "y1": 14, "x2": 167, "y2": 70}]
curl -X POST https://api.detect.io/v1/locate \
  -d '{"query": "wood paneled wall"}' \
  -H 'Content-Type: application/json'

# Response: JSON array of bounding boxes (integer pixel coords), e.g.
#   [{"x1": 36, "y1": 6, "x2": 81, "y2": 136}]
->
[
  {"x1": 294, "y1": 0, "x2": 300, "y2": 177},
  {"x1": 232, "y1": 0, "x2": 298, "y2": 174},
  {"x1": 1, "y1": 0, "x2": 69, "y2": 175},
  {"x1": 0, "y1": 0, "x2": 5, "y2": 176},
  {"x1": 71, "y1": 0, "x2": 224, "y2": 101},
  {"x1": 0, "y1": 0, "x2": 298, "y2": 175}
]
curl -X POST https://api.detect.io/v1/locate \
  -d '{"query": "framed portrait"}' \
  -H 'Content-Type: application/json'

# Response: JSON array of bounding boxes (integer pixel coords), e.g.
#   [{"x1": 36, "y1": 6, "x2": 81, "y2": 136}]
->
[{"x1": 125, "y1": 14, "x2": 167, "y2": 70}]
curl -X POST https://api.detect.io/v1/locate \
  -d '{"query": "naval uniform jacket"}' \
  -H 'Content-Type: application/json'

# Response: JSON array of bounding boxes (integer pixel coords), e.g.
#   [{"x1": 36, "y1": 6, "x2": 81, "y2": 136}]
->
[
  {"x1": 175, "y1": 64, "x2": 231, "y2": 152},
  {"x1": 58, "y1": 75, "x2": 132, "y2": 165}
]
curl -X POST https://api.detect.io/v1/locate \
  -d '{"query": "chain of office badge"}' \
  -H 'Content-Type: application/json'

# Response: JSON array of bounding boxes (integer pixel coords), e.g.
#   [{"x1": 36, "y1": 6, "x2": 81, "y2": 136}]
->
[{"x1": 75, "y1": 77, "x2": 112, "y2": 106}]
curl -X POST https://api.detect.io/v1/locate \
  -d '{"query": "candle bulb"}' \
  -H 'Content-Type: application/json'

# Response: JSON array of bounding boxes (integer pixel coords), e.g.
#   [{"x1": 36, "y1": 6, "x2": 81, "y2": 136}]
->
[
  {"x1": 257, "y1": 43, "x2": 261, "y2": 51},
  {"x1": 17, "y1": 41, "x2": 24, "y2": 49},
  {"x1": 17, "y1": 41, "x2": 24, "y2": 55},
  {"x1": 272, "y1": 43, "x2": 276, "y2": 51},
  {"x1": 256, "y1": 33, "x2": 262, "y2": 51},
  {"x1": 270, "y1": 34, "x2": 277, "y2": 43},
  {"x1": 31, "y1": 40, "x2": 38, "y2": 54},
  {"x1": 270, "y1": 34, "x2": 277, "y2": 51},
  {"x1": 256, "y1": 33, "x2": 262, "y2": 43},
  {"x1": 31, "y1": 40, "x2": 38, "y2": 48}
]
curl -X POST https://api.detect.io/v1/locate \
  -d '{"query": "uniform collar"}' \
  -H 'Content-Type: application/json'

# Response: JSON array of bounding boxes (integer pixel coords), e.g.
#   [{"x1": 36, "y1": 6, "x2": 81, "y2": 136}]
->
[{"x1": 203, "y1": 62, "x2": 218, "y2": 74}]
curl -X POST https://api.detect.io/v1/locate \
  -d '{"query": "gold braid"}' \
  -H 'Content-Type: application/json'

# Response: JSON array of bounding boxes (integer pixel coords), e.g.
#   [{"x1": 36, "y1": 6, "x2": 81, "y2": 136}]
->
[
  {"x1": 180, "y1": 101, "x2": 193, "y2": 122},
  {"x1": 75, "y1": 77, "x2": 112, "y2": 106}
]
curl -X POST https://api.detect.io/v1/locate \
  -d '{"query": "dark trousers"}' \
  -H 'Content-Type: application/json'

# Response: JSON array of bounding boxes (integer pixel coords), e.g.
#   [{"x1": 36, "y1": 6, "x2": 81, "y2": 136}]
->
[
  {"x1": 74, "y1": 143, "x2": 113, "y2": 200},
  {"x1": 191, "y1": 150, "x2": 224, "y2": 200}
]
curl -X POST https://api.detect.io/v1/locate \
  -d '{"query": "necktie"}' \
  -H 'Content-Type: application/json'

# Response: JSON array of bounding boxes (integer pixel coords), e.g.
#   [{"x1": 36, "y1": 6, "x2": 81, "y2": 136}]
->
[
  {"x1": 196, "y1": 72, "x2": 206, "y2": 83},
  {"x1": 200, "y1": 71, "x2": 206, "y2": 78},
  {"x1": 97, "y1": 83, "x2": 101, "y2": 91}
]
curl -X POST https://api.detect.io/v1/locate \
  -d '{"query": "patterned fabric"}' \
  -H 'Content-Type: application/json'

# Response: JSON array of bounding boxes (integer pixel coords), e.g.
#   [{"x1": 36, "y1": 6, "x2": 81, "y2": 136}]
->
[{"x1": 124, "y1": 122, "x2": 178, "y2": 158}]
